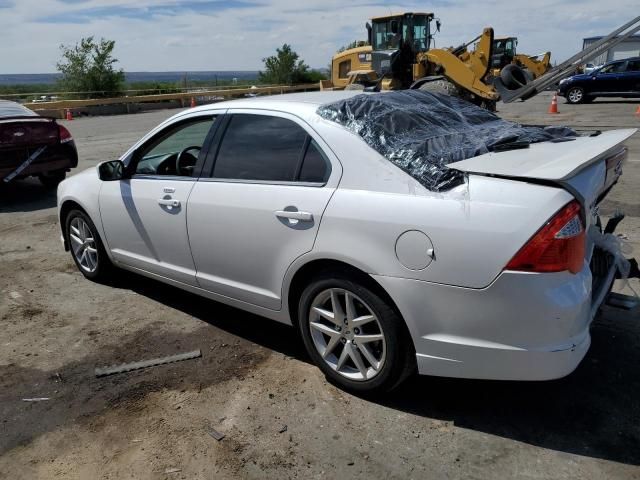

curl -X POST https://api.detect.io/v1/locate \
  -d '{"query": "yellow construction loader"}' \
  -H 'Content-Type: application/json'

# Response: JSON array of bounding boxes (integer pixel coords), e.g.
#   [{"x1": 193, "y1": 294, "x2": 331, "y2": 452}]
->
[
  {"x1": 489, "y1": 36, "x2": 551, "y2": 82},
  {"x1": 322, "y1": 12, "x2": 640, "y2": 108},
  {"x1": 323, "y1": 12, "x2": 503, "y2": 109}
]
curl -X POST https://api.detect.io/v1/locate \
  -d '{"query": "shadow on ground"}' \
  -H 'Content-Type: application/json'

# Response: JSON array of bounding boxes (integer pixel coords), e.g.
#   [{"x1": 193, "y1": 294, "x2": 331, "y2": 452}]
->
[
  {"x1": 2, "y1": 269, "x2": 639, "y2": 466},
  {"x1": 0, "y1": 179, "x2": 57, "y2": 213},
  {"x1": 119, "y1": 272, "x2": 640, "y2": 466}
]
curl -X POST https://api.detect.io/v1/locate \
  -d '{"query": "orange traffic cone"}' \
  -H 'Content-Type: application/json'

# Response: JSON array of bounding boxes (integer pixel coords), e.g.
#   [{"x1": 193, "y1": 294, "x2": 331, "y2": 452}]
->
[
  {"x1": 635, "y1": 105, "x2": 640, "y2": 116},
  {"x1": 548, "y1": 93, "x2": 559, "y2": 114},
  {"x1": 190, "y1": 97, "x2": 196, "y2": 108},
  {"x1": 65, "y1": 109, "x2": 73, "y2": 121}
]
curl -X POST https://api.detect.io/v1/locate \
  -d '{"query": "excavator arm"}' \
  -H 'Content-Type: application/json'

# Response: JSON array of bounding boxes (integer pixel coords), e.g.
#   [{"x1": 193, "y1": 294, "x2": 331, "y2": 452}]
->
[
  {"x1": 513, "y1": 52, "x2": 551, "y2": 78},
  {"x1": 422, "y1": 28, "x2": 498, "y2": 101}
]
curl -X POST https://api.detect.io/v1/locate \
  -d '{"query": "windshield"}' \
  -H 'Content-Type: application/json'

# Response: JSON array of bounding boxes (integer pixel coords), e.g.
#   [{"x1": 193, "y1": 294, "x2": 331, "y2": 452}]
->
[
  {"x1": 372, "y1": 14, "x2": 431, "y2": 51},
  {"x1": 494, "y1": 39, "x2": 516, "y2": 56},
  {"x1": 372, "y1": 18, "x2": 402, "y2": 50}
]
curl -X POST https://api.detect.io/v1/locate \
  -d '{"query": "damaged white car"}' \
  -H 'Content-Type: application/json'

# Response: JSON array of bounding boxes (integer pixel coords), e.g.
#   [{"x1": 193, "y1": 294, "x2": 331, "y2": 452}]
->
[{"x1": 57, "y1": 90, "x2": 637, "y2": 393}]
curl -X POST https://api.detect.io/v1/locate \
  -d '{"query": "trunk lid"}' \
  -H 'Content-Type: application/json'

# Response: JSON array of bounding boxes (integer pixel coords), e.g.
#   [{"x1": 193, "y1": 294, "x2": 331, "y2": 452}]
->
[
  {"x1": 448, "y1": 128, "x2": 636, "y2": 209},
  {"x1": 0, "y1": 117, "x2": 60, "y2": 150}
]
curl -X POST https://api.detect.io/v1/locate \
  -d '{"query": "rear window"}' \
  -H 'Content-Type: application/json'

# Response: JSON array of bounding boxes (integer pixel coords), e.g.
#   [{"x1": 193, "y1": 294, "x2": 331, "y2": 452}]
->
[
  {"x1": 317, "y1": 90, "x2": 576, "y2": 192},
  {"x1": 0, "y1": 100, "x2": 38, "y2": 118}
]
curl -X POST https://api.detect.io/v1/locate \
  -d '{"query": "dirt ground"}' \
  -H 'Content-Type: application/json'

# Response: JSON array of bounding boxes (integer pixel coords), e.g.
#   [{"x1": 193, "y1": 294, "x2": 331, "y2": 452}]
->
[{"x1": 1, "y1": 92, "x2": 640, "y2": 479}]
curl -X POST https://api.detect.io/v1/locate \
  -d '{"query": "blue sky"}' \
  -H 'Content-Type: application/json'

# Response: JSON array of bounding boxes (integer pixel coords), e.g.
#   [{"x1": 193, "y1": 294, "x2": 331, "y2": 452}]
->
[{"x1": 0, "y1": 0, "x2": 636, "y2": 73}]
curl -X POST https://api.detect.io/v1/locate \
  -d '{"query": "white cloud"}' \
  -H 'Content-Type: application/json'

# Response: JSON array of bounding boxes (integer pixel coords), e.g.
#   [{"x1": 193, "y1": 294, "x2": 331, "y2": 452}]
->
[{"x1": 0, "y1": 0, "x2": 636, "y2": 73}]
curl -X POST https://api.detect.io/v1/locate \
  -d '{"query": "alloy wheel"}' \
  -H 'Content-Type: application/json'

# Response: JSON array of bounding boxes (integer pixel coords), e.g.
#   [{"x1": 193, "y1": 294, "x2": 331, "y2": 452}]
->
[
  {"x1": 69, "y1": 217, "x2": 98, "y2": 273},
  {"x1": 308, "y1": 288, "x2": 386, "y2": 381},
  {"x1": 568, "y1": 88, "x2": 583, "y2": 103}
]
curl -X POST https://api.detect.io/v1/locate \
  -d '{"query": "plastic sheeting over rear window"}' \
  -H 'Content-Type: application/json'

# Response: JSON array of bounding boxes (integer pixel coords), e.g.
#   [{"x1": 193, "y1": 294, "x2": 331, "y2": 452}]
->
[{"x1": 317, "y1": 90, "x2": 577, "y2": 191}]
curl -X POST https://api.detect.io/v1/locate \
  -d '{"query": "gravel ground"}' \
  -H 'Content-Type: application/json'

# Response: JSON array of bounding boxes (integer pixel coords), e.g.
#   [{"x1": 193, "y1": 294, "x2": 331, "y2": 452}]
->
[{"x1": 1, "y1": 92, "x2": 639, "y2": 479}]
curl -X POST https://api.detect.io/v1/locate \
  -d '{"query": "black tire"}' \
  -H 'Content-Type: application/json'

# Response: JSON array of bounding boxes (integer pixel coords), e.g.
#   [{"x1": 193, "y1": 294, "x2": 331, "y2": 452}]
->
[
  {"x1": 38, "y1": 169, "x2": 66, "y2": 188},
  {"x1": 65, "y1": 209, "x2": 113, "y2": 282},
  {"x1": 298, "y1": 271, "x2": 415, "y2": 394},
  {"x1": 419, "y1": 79, "x2": 460, "y2": 97},
  {"x1": 500, "y1": 64, "x2": 529, "y2": 90},
  {"x1": 566, "y1": 86, "x2": 585, "y2": 104}
]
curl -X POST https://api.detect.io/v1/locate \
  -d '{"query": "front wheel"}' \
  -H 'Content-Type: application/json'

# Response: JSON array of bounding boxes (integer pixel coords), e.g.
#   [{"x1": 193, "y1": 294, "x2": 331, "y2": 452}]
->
[
  {"x1": 298, "y1": 272, "x2": 415, "y2": 393},
  {"x1": 566, "y1": 86, "x2": 585, "y2": 104},
  {"x1": 65, "y1": 209, "x2": 113, "y2": 281}
]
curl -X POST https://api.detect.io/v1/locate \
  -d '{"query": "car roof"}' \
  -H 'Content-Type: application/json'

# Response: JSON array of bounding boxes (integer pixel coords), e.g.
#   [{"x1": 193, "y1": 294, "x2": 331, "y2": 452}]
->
[
  {"x1": 189, "y1": 90, "x2": 366, "y2": 117},
  {"x1": 0, "y1": 100, "x2": 38, "y2": 118},
  {"x1": 606, "y1": 56, "x2": 640, "y2": 64}
]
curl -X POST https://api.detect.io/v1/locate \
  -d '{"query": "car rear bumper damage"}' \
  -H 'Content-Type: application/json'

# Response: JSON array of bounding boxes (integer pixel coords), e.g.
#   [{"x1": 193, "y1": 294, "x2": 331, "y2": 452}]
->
[{"x1": 374, "y1": 229, "x2": 636, "y2": 381}]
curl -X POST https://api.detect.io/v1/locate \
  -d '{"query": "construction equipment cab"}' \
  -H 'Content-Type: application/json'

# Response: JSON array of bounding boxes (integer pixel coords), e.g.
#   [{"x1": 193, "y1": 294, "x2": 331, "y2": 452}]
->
[{"x1": 367, "y1": 12, "x2": 437, "y2": 89}]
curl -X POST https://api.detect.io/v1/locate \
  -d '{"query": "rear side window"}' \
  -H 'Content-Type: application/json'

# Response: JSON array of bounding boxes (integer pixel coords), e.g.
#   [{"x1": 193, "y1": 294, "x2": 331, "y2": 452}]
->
[
  {"x1": 299, "y1": 140, "x2": 331, "y2": 183},
  {"x1": 213, "y1": 114, "x2": 307, "y2": 181},
  {"x1": 626, "y1": 60, "x2": 640, "y2": 72}
]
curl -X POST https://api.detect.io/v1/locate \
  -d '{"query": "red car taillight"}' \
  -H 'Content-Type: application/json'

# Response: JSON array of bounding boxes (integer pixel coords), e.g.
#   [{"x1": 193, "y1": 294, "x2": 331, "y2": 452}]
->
[
  {"x1": 506, "y1": 200, "x2": 585, "y2": 274},
  {"x1": 58, "y1": 124, "x2": 73, "y2": 143}
]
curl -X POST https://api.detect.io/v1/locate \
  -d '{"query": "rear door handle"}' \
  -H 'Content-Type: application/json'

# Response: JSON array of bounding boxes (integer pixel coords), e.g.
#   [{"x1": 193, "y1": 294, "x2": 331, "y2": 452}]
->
[
  {"x1": 275, "y1": 210, "x2": 313, "y2": 222},
  {"x1": 158, "y1": 198, "x2": 181, "y2": 208}
]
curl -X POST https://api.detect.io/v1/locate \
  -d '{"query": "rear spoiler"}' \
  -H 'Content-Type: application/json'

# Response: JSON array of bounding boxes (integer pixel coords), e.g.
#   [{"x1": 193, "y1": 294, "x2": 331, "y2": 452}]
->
[{"x1": 0, "y1": 115, "x2": 55, "y2": 123}]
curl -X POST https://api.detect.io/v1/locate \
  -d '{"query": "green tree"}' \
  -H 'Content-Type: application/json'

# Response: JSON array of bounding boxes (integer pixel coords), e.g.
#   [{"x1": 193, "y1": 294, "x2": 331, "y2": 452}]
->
[
  {"x1": 56, "y1": 37, "x2": 125, "y2": 98},
  {"x1": 259, "y1": 44, "x2": 314, "y2": 85},
  {"x1": 337, "y1": 40, "x2": 368, "y2": 53}
]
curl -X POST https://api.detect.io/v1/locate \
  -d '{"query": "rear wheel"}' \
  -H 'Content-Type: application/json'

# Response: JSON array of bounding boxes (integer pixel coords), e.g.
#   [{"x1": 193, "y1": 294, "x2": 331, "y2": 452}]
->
[
  {"x1": 298, "y1": 271, "x2": 415, "y2": 393},
  {"x1": 39, "y1": 169, "x2": 66, "y2": 188},
  {"x1": 566, "y1": 86, "x2": 585, "y2": 104},
  {"x1": 65, "y1": 209, "x2": 113, "y2": 281}
]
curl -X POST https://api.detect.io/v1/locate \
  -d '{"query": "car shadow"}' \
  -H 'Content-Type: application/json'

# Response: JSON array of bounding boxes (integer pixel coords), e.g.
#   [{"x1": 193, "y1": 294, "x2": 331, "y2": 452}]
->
[
  {"x1": 0, "y1": 179, "x2": 57, "y2": 213},
  {"x1": 103, "y1": 270, "x2": 640, "y2": 466}
]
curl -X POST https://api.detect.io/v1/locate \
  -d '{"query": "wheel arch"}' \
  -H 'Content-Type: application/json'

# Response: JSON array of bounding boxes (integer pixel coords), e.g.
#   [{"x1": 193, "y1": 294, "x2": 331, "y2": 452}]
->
[
  {"x1": 285, "y1": 258, "x2": 412, "y2": 343},
  {"x1": 59, "y1": 199, "x2": 87, "y2": 251}
]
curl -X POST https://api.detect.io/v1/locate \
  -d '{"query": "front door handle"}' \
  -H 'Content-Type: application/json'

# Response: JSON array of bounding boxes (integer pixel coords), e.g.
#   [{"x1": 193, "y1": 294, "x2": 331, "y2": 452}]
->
[
  {"x1": 158, "y1": 198, "x2": 181, "y2": 208},
  {"x1": 275, "y1": 210, "x2": 313, "y2": 222}
]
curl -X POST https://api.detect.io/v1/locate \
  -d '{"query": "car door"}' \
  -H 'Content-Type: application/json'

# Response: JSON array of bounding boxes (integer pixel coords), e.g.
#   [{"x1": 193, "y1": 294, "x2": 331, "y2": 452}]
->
[
  {"x1": 592, "y1": 61, "x2": 626, "y2": 94},
  {"x1": 99, "y1": 114, "x2": 219, "y2": 286},
  {"x1": 187, "y1": 110, "x2": 341, "y2": 310},
  {"x1": 622, "y1": 59, "x2": 640, "y2": 94}
]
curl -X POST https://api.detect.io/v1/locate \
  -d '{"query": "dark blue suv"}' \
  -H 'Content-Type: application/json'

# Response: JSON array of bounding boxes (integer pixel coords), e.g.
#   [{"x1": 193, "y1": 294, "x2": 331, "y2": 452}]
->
[{"x1": 558, "y1": 57, "x2": 640, "y2": 103}]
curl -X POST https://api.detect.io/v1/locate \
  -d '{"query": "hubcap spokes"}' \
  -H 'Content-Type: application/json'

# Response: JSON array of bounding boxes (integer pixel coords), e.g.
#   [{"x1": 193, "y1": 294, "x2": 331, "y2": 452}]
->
[
  {"x1": 70, "y1": 218, "x2": 98, "y2": 273},
  {"x1": 309, "y1": 288, "x2": 386, "y2": 381},
  {"x1": 569, "y1": 89, "x2": 582, "y2": 102}
]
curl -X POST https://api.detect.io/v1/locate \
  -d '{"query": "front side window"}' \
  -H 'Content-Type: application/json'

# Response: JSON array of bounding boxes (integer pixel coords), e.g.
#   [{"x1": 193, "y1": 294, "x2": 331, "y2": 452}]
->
[
  {"x1": 213, "y1": 114, "x2": 307, "y2": 182},
  {"x1": 135, "y1": 117, "x2": 215, "y2": 176},
  {"x1": 600, "y1": 62, "x2": 626, "y2": 74},
  {"x1": 412, "y1": 16, "x2": 429, "y2": 51}
]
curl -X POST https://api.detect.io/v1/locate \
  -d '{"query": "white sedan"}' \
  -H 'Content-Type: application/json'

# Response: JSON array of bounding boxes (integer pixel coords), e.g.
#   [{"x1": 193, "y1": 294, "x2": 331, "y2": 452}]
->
[{"x1": 57, "y1": 91, "x2": 636, "y2": 393}]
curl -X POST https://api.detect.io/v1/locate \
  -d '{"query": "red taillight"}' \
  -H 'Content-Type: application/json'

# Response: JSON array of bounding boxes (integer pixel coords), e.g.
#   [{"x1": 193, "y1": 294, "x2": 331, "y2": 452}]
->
[
  {"x1": 58, "y1": 124, "x2": 73, "y2": 143},
  {"x1": 506, "y1": 200, "x2": 585, "y2": 274}
]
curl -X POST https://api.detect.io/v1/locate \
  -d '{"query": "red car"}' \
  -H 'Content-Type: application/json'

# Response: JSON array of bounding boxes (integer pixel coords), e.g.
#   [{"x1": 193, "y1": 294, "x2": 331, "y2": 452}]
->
[{"x1": 0, "y1": 100, "x2": 77, "y2": 187}]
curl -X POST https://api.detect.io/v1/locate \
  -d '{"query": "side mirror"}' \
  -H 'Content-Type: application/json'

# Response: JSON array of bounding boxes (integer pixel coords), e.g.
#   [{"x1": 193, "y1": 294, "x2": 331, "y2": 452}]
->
[
  {"x1": 97, "y1": 159, "x2": 125, "y2": 181},
  {"x1": 366, "y1": 22, "x2": 372, "y2": 45},
  {"x1": 436, "y1": 20, "x2": 441, "y2": 32},
  {"x1": 391, "y1": 20, "x2": 399, "y2": 34}
]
